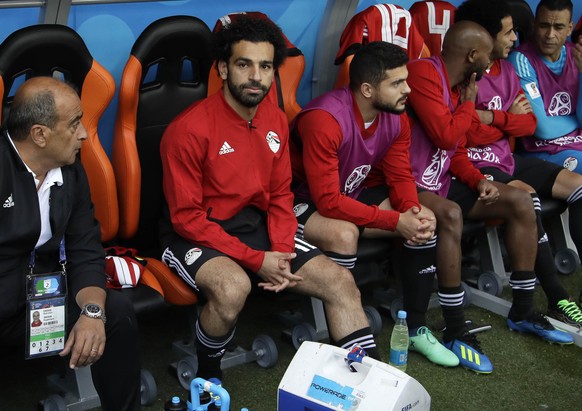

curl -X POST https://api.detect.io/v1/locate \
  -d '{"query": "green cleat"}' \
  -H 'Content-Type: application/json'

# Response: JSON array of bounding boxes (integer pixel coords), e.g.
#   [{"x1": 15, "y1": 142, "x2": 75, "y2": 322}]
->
[
  {"x1": 547, "y1": 299, "x2": 582, "y2": 328},
  {"x1": 409, "y1": 326, "x2": 460, "y2": 367}
]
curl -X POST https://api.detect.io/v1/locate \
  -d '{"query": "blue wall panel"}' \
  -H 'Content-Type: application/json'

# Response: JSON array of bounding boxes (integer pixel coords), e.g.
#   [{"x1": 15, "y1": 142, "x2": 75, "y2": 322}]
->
[{"x1": 0, "y1": 8, "x2": 42, "y2": 43}]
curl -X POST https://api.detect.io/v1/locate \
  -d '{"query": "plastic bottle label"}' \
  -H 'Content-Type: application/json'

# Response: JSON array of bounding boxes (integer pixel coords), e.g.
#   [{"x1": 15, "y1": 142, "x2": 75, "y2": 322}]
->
[{"x1": 389, "y1": 349, "x2": 407, "y2": 366}]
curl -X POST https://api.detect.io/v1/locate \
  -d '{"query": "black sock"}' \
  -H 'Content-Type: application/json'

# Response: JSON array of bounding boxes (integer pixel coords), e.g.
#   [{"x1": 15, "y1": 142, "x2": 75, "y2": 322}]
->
[
  {"x1": 398, "y1": 237, "x2": 437, "y2": 329},
  {"x1": 508, "y1": 271, "x2": 536, "y2": 321},
  {"x1": 195, "y1": 320, "x2": 235, "y2": 380},
  {"x1": 439, "y1": 285, "x2": 466, "y2": 342},
  {"x1": 532, "y1": 195, "x2": 569, "y2": 306},
  {"x1": 324, "y1": 251, "x2": 357, "y2": 270},
  {"x1": 567, "y1": 188, "x2": 582, "y2": 255},
  {"x1": 336, "y1": 326, "x2": 380, "y2": 360}
]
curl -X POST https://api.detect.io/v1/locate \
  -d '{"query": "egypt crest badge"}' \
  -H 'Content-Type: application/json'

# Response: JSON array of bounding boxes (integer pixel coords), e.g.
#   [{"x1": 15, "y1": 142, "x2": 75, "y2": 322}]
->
[{"x1": 266, "y1": 131, "x2": 281, "y2": 153}]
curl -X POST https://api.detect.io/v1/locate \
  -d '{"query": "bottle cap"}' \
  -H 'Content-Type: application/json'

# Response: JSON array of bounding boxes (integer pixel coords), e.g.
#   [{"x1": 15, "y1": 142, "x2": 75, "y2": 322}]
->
[
  {"x1": 397, "y1": 310, "x2": 407, "y2": 319},
  {"x1": 172, "y1": 396, "x2": 180, "y2": 404}
]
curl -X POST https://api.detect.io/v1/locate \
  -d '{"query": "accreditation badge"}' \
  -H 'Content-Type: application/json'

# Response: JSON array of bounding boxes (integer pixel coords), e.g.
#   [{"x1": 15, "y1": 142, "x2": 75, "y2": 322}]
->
[{"x1": 26, "y1": 272, "x2": 67, "y2": 359}]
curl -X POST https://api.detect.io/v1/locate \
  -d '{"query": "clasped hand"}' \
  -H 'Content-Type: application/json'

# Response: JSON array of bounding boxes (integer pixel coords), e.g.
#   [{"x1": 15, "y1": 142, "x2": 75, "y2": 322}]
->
[
  {"x1": 477, "y1": 179, "x2": 499, "y2": 205},
  {"x1": 257, "y1": 251, "x2": 302, "y2": 293},
  {"x1": 397, "y1": 206, "x2": 436, "y2": 245}
]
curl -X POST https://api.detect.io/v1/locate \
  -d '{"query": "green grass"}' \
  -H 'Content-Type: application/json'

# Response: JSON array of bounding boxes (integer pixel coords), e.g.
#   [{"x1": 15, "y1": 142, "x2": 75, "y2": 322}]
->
[
  {"x1": 4, "y1": 272, "x2": 582, "y2": 410},
  {"x1": 141, "y1": 271, "x2": 582, "y2": 411}
]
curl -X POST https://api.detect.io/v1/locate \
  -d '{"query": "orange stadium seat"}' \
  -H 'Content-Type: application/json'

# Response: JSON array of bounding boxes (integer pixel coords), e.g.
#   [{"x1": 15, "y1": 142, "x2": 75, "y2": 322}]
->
[
  {"x1": 0, "y1": 23, "x2": 163, "y2": 408},
  {"x1": 207, "y1": 11, "x2": 306, "y2": 123},
  {"x1": 0, "y1": 23, "x2": 164, "y2": 298},
  {"x1": 334, "y1": 3, "x2": 431, "y2": 89},
  {"x1": 113, "y1": 15, "x2": 214, "y2": 306},
  {"x1": 409, "y1": 0, "x2": 456, "y2": 56},
  {"x1": 0, "y1": 24, "x2": 119, "y2": 242}
]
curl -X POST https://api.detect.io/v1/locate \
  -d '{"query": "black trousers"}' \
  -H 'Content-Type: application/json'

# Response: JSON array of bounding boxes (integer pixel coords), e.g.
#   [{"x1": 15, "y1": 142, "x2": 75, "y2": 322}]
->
[{"x1": 0, "y1": 289, "x2": 141, "y2": 411}]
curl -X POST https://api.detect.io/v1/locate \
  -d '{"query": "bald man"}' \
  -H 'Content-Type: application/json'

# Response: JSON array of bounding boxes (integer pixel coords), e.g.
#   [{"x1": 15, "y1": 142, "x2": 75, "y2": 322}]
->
[
  {"x1": 406, "y1": 20, "x2": 573, "y2": 372},
  {"x1": 0, "y1": 77, "x2": 141, "y2": 410}
]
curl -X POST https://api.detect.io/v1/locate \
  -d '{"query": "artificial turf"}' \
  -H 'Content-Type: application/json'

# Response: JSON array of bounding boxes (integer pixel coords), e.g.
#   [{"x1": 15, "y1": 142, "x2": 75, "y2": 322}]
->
[{"x1": 4, "y1": 271, "x2": 581, "y2": 410}]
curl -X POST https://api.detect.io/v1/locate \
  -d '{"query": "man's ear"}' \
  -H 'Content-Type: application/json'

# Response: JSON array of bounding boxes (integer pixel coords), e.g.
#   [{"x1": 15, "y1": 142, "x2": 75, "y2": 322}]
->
[
  {"x1": 30, "y1": 124, "x2": 47, "y2": 148},
  {"x1": 567, "y1": 20, "x2": 574, "y2": 37},
  {"x1": 467, "y1": 48, "x2": 478, "y2": 63},
  {"x1": 360, "y1": 82, "x2": 374, "y2": 99},
  {"x1": 217, "y1": 60, "x2": 228, "y2": 80}
]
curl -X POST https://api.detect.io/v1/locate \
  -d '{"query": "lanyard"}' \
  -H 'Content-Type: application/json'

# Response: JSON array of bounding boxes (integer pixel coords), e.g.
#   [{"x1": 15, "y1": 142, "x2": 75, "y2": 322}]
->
[
  {"x1": 29, "y1": 237, "x2": 67, "y2": 274},
  {"x1": 25, "y1": 237, "x2": 68, "y2": 359}
]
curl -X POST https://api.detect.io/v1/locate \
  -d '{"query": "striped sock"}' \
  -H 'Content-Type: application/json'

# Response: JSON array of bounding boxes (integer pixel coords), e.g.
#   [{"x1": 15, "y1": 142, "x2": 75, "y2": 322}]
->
[
  {"x1": 531, "y1": 194, "x2": 569, "y2": 305},
  {"x1": 439, "y1": 286, "x2": 466, "y2": 342},
  {"x1": 195, "y1": 320, "x2": 235, "y2": 380},
  {"x1": 566, "y1": 186, "x2": 582, "y2": 203},
  {"x1": 324, "y1": 251, "x2": 357, "y2": 269},
  {"x1": 508, "y1": 271, "x2": 536, "y2": 321},
  {"x1": 337, "y1": 327, "x2": 380, "y2": 360},
  {"x1": 399, "y1": 237, "x2": 437, "y2": 329}
]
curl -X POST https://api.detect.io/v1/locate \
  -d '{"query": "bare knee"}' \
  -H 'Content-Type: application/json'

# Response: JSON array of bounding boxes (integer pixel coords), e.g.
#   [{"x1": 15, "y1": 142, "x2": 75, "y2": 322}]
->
[
  {"x1": 505, "y1": 188, "x2": 536, "y2": 223},
  {"x1": 204, "y1": 273, "x2": 251, "y2": 323},
  {"x1": 508, "y1": 179, "x2": 535, "y2": 194},
  {"x1": 315, "y1": 222, "x2": 359, "y2": 254},
  {"x1": 324, "y1": 264, "x2": 361, "y2": 301},
  {"x1": 434, "y1": 201, "x2": 463, "y2": 237},
  {"x1": 334, "y1": 224, "x2": 360, "y2": 253}
]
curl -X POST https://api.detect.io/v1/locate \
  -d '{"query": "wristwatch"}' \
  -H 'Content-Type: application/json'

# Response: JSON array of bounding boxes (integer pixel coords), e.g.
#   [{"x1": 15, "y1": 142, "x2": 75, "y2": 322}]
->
[{"x1": 81, "y1": 303, "x2": 107, "y2": 324}]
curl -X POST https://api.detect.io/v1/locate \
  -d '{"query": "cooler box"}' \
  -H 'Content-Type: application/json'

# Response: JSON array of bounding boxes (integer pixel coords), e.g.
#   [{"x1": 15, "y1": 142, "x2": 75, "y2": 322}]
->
[{"x1": 278, "y1": 341, "x2": 430, "y2": 411}]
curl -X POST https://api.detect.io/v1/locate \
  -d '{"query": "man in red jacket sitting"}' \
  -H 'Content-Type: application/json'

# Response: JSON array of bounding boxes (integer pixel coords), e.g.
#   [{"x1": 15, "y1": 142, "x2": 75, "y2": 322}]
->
[{"x1": 159, "y1": 14, "x2": 380, "y2": 382}]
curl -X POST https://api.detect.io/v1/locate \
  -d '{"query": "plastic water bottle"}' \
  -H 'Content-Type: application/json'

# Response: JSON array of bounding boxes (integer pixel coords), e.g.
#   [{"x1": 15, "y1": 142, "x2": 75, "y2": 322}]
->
[
  {"x1": 164, "y1": 396, "x2": 187, "y2": 411},
  {"x1": 389, "y1": 310, "x2": 409, "y2": 372}
]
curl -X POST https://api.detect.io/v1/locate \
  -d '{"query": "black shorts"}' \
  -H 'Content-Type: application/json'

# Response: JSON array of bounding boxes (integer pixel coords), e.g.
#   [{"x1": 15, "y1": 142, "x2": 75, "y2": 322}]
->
[
  {"x1": 446, "y1": 178, "x2": 479, "y2": 216},
  {"x1": 293, "y1": 185, "x2": 389, "y2": 234},
  {"x1": 161, "y1": 207, "x2": 321, "y2": 291},
  {"x1": 480, "y1": 155, "x2": 561, "y2": 198}
]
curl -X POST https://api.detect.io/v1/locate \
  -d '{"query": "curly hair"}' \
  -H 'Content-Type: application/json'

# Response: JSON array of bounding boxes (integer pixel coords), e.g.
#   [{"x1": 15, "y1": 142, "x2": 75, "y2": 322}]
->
[{"x1": 214, "y1": 14, "x2": 287, "y2": 70}]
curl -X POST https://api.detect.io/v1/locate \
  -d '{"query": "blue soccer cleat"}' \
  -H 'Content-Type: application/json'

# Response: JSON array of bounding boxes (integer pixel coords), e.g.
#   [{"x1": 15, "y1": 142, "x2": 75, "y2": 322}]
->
[
  {"x1": 444, "y1": 331, "x2": 493, "y2": 374},
  {"x1": 507, "y1": 312, "x2": 574, "y2": 345}
]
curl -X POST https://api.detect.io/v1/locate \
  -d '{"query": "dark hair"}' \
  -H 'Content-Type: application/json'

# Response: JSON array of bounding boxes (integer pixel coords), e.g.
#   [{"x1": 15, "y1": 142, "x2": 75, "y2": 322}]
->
[
  {"x1": 214, "y1": 14, "x2": 287, "y2": 70},
  {"x1": 349, "y1": 42, "x2": 408, "y2": 90},
  {"x1": 7, "y1": 89, "x2": 57, "y2": 141},
  {"x1": 455, "y1": 0, "x2": 512, "y2": 39},
  {"x1": 535, "y1": 0, "x2": 573, "y2": 19}
]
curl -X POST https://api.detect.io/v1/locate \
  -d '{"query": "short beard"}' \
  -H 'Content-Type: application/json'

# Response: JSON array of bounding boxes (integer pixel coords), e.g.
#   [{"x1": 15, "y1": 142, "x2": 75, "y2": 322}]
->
[
  {"x1": 227, "y1": 78, "x2": 270, "y2": 108},
  {"x1": 465, "y1": 63, "x2": 487, "y2": 82},
  {"x1": 372, "y1": 97, "x2": 407, "y2": 115}
]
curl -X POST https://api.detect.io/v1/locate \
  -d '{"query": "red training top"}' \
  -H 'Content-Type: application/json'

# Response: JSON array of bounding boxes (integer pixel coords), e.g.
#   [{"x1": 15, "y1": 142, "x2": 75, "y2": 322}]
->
[{"x1": 161, "y1": 91, "x2": 296, "y2": 272}]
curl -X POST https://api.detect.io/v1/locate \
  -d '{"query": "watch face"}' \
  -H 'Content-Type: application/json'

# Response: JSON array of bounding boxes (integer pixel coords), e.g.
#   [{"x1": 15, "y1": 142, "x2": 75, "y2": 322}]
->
[{"x1": 86, "y1": 304, "x2": 101, "y2": 314}]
